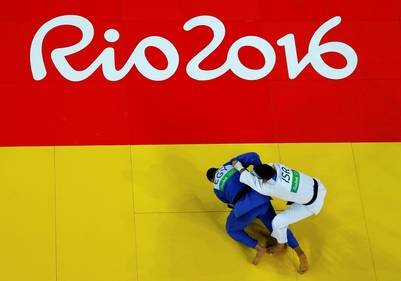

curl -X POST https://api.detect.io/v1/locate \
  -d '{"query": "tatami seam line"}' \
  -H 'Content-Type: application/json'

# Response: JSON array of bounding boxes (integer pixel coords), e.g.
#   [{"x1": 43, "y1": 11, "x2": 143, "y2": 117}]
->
[
  {"x1": 350, "y1": 143, "x2": 378, "y2": 281},
  {"x1": 134, "y1": 210, "x2": 232, "y2": 214},
  {"x1": 53, "y1": 146, "x2": 58, "y2": 281},
  {"x1": 130, "y1": 145, "x2": 141, "y2": 281}
]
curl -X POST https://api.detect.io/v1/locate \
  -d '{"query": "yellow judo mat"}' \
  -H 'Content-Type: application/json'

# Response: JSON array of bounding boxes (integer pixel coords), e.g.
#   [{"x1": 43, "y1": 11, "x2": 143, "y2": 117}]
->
[{"x1": 1, "y1": 143, "x2": 400, "y2": 281}]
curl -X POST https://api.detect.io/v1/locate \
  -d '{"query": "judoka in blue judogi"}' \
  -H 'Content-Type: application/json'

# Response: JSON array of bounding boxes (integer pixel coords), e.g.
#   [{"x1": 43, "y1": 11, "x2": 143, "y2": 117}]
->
[{"x1": 206, "y1": 152, "x2": 308, "y2": 273}]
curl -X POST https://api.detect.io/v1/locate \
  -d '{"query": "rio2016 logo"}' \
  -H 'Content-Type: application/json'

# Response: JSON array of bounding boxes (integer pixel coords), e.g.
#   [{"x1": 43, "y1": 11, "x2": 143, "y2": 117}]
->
[{"x1": 30, "y1": 15, "x2": 358, "y2": 82}]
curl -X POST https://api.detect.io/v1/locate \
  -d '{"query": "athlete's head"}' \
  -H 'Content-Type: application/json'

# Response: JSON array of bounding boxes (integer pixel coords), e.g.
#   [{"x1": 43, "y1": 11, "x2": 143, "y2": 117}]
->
[
  {"x1": 206, "y1": 168, "x2": 218, "y2": 182},
  {"x1": 254, "y1": 164, "x2": 276, "y2": 181}
]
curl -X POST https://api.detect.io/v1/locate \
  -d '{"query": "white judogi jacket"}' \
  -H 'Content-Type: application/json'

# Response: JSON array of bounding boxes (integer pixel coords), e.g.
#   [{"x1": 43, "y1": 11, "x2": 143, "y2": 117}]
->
[{"x1": 239, "y1": 163, "x2": 325, "y2": 214}]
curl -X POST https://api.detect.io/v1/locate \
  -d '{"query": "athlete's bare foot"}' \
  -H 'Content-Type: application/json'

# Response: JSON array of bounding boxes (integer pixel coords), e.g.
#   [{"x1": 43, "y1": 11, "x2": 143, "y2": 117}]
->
[
  {"x1": 268, "y1": 243, "x2": 286, "y2": 254},
  {"x1": 294, "y1": 247, "x2": 308, "y2": 274},
  {"x1": 252, "y1": 243, "x2": 267, "y2": 265}
]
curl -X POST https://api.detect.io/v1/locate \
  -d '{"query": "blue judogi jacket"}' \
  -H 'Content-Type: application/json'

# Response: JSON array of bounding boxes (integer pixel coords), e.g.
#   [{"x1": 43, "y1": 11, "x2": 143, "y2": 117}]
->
[{"x1": 213, "y1": 152, "x2": 270, "y2": 217}]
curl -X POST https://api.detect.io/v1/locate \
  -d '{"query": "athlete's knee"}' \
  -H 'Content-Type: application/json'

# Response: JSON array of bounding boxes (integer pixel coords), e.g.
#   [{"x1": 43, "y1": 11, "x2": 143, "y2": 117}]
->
[
  {"x1": 226, "y1": 225, "x2": 240, "y2": 241},
  {"x1": 226, "y1": 220, "x2": 243, "y2": 241},
  {"x1": 225, "y1": 218, "x2": 236, "y2": 234},
  {"x1": 272, "y1": 215, "x2": 287, "y2": 230}
]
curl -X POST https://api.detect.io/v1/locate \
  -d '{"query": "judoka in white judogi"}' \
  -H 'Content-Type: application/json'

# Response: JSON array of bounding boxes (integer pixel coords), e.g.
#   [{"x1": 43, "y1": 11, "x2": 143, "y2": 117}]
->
[{"x1": 232, "y1": 159, "x2": 326, "y2": 245}]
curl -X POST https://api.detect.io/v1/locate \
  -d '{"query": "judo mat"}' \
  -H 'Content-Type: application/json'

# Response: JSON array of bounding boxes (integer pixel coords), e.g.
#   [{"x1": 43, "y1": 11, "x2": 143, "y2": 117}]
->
[
  {"x1": 1, "y1": 0, "x2": 401, "y2": 280},
  {"x1": 1, "y1": 143, "x2": 400, "y2": 281}
]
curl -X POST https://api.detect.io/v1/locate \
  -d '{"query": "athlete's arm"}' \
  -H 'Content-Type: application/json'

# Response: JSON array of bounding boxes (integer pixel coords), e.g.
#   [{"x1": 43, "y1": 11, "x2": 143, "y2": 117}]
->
[
  {"x1": 231, "y1": 152, "x2": 262, "y2": 168},
  {"x1": 235, "y1": 164, "x2": 270, "y2": 196}
]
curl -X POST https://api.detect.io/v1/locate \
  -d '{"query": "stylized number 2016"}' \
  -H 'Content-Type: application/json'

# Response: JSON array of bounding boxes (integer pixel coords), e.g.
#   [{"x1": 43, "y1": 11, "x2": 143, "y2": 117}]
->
[{"x1": 30, "y1": 15, "x2": 358, "y2": 82}]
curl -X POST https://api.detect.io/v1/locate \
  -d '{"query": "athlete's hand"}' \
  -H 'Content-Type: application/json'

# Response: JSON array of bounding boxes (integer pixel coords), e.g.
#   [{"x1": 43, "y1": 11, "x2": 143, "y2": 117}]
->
[{"x1": 232, "y1": 160, "x2": 245, "y2": 172}]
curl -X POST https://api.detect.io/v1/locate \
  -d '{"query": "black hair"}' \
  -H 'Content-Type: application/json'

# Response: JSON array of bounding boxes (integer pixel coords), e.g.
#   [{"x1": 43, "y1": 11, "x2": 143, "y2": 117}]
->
[
  {"x1": 254, "y1": 164, "x2": 276, "y2": 180},
  {"x1": 206, "y1": 168, "x2": 218, "y2": 182}
]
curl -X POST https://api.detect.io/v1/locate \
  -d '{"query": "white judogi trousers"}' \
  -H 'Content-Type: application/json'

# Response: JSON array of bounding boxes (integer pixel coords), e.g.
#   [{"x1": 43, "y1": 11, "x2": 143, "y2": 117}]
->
[{"x1": 271, "y1": 180, "x2": 327, "y2": 244}]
